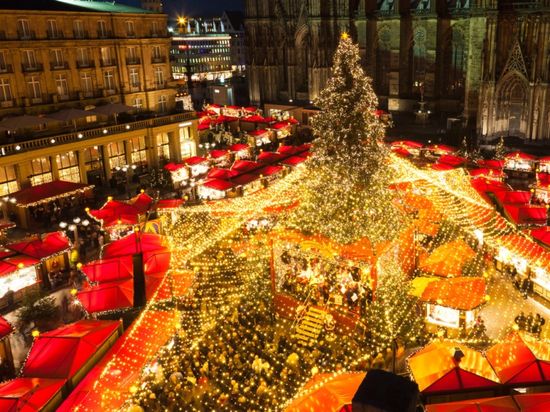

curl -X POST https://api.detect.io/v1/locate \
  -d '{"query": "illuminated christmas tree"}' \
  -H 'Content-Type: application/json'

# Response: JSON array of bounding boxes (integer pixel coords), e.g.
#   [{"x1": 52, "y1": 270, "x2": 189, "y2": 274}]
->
[
  {"x1": 289, "y1": 33, "x2": 400, "y2": 244},
  {"x1": 494, "y1": 136, "x2": 506, "y2": 160}
]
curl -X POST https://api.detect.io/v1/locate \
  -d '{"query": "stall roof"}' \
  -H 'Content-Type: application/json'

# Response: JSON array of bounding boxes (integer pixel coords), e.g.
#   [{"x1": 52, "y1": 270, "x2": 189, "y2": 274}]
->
[
  {"x1": 258, "y1": 165, "x2": 284, "y2": 177},
  {"x1": 243, "y1": 106, "x2": 257, "y2": 112},
  {"x1": 530, "y1": 227, "x2": 550, "y2": 248},
  {"x1": 514, "y1": 392, "x2": 550, "y2": 412},
  {"x1": 538, "y1": 173, "x2": 550, "y2": 185},
  {"x1": 248, "y1": 129, "x2": 269, "y2": 137},
  {"x1": 241, "y1": 115, "x2": 275, "y2": 123},
  {"x1": 10, "y1": 180, "x2": 93, "y2": 207},
  {"x1": 438, "y1": 155, "x2": 466, "y2": 167},
  {"x1": 207, "y1": 167, "x2": 238, "y2": 180},
  {"x1": 469, "y1": 168, "x2": 505, "y2": 179},
  {"x1": 88, "y1": 200, "x2": 140, "y2": 228},
  {"x1": 163, "y1": 162, "x2": 186, "y2": 172},
  {"x1": 258, "y1": 151, "x2": 283, "y2": 164},
  {"x1": 101, "y1": 233, "x2": 167, "y2": 259},
  {"x1": 202, "y1": 178, "x2": 236, "y2": 192},
  {"x1": 0, "y1": 377, "x2": 67, "y2": 412},
  {"x1": 486, "y1": 332, "x2": 550, "y2": 385},
  {"x1": 282, "y1": 156, "x2": 307, "y2": 166},
  {"x1": 390, "y1": 140, "x2": 423, "y2": 149},
  {"x1": 229, "y1": 143, "x2": 249, "y2": 152},
  {"x1": 494, "y1": 190, "x2": 532, "y2": 206},
  {"x1": 0, "y1": 316, "x2": 13, "y2": 340},
  {"x1": 7, "y1": 232, "x2": 70, "y2": 260},
  {"x1": 81, "y1": 256, "x2": 133, "y2": 283},
  {"x1": 477, "y1": 159, "x2": 505, "y2": 170},
  {"x1": 215, "y1": 115, "x2": 239, "y2": 123},
  {"x1": 231, "y1": 160, "x2": 262, "y2": 174},
  {"x1": 426, "y1": 144, "x2": 456, "y2": 154},
  {"x1": 184, "y1": 156, "x2": 208, "y2": 166},
  {"x1": 278, "y1": 145, "x2": 299, "y2": 155},
  {"x1": 419, "y1": 240, "x2": 476, "y2": 278},
  {"x1": 233, "y1": 173, "x2": 260, "y2": 186},
  {"x1": 198, "y1": 122, "x2": 211, "y2": 131},
  {"x1": 494, "y1": 234, "x2": 548, "y2": 264},
  {"x1": 77, "y1": 280, "x2": 133, "y2": 313},
  {"x1": 287, "y1": 117, "x2": 299, "y2": 124},
  {"x1": 273, "y1": 121, "x2": 291, "y2": 129},
  {"x1": 425, "y1": 396, "x2": 519, "y2": 412},
  {"x1": 420, "y1": 277, "x2": 487, "y2": 310},
  {"x1": 431, "y1": 163, "x2": 455, "y2": 171},
  {"x1": 22, "y1": 320, "x2": 121, "y2": 379},
  {"x1": 408, "y1": 341, "x2": 500, "y2": 393},
  {"x1": 503, "y1": 204, "x2": 547, "y2": 226},
  {"x1": 129, "y1": 192, "x2": 153, "y2": 214},
  {"x1": 156, "y1": 199, "x2": 184, "y2": 209},
  {"x1": 0, "y1": 255, "x2": 39, "y2": 277},
  {"x1": 392, "y1": 147, "x2": 412, "y2": 157},
  {"x1": 209, "y1": 149, "x2": 229, "y2": 159},
  {"x1": 284, "y1": 372, "x2": 366, "y2": 412},
  {"x1": 505, "y1": 151, "x2": 537, "y2": 161}
]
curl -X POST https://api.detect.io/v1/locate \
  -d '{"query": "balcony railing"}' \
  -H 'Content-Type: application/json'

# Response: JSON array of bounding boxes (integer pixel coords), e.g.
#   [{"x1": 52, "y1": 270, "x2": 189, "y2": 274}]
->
[
  {"x1": 126, "y1": 57, "x2": 141, "y2": 65},
  {"x1": 47, "y1": 29, "x2": 64, "y2": 39},
  {"x1": 151, "y1": 56, "x2": 167, "y2": 64},
  {"x1": 21, "y1": 63, "x2": 44, "y2": 72},
  {"x1": 0, "y1": 111, "x2": 197, "y2": 156},
  {"x1": 73, "y1": 30, "x2": 90, "y2": 39},
  {"x1": 17, "y1": 30, "x2": 36, "y2": 40},
  {"x1": 76, "y1": 60, "x2": 95, "y2": 68},
  {"x1": 0, "y1": 64, "x2": 13, "y2": 74},
  {"x1": 50, "y1": 61, "x2": 69, "y2": 70},
  {"x1": 100, "y1": 59, "x2": 116, "y2": 67}
]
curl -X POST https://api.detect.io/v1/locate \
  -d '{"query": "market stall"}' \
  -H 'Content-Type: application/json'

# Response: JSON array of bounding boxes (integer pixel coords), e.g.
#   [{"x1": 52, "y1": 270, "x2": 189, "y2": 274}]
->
[
  {"x1": 88, "y1": 199, "x2": 142, "y2": 240},
  {"x1": 539, "y1": 156, "x2": 550, "y2": 174},
  {"x1": 477, "y1": 159, "x2": 504, "y2": 170},
  {"x1": 6, "y1": 232, "x2": 71, "y2": 289},
  {"x1": 504, "y1": 151, "x2": 537, "y2": 176},
  {"x1": 425, "y1": 396, "x2": 519, "y2": 412},
  {"x1": 408, "y1": 340, "x2": 500, "y2": 395},
  {"x1": 503, "y1": 204, "x2": 547, "y2": 227},
  {"x1": 390, "y1": 140, "x2": 423, "y2": 157},
  {"x1": 164, "y1": 162, "x2": 189, "y2": 188},
  {"x1": 230, "y1": 143, "x2": 251, "y2": 160},
  {"x1": 0, "y1": 316, "x2": 14, "y2": 378},
  {"x1": 437, "y1": 154, "x2": 466, "y2": 168},
  {"x1": 77, "y1": 279, "x2": 134, "y2": 314},
  {"x1": 240, "y1": 115, "x2": 276, "y2": 132},
  {"x1": 414, "y1": 277, "x2": 487, "y2": 330},
  {"x1": 8, "y1": 180, "x2": 94, "y2": 229},
  {"x1": 247, "y1": 129, "x2": 272, "y2": 148},
  {"x1": 221, "y1": 105, "x2": 242, "y2": 117},
  {"x1": 469, "y1": 168, "x2": 505, "y2": 181},
  {"x1": 257, "y1": 151, "x2": 283, "y2": 165},
  {"x1": 418, "y1": 240, "x2": 476, "y2": 278},
  {"x1": 184, "y1": 156, "x2": 209, "y2": 178},
  {"x1": 0, "y1": 255, "x2": 40, "y2": 309},
  {"x1": 199, "y1": 178, "x2": 237, "y2": 200},
  {"x1": 80, "y1": 256, "x2": 133, "y2": 283},
  {"x1": 0, "y1": 377, "x2": 67, "y2": 412},
  {"x1": 209, "y1": 149, "x2": 230, "y2": 167},
  {"x1": 272, "y1": 121, "x2": 292, "y2": 140}
]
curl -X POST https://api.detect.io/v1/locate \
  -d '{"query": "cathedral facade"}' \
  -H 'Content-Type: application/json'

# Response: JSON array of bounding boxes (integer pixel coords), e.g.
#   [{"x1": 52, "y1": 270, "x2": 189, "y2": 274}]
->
[{"x1": 244, "y1": 0, "x2": 550, "y2": 141}]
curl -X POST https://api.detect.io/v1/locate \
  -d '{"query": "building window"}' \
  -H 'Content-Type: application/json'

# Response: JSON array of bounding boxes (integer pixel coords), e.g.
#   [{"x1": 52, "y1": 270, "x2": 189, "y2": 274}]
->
[
  {"x1": 30, "y1": 157, "x2": 52, "y2": 186},
  {"x1": 0, "y1": 51, "x2": 8, "y2": 72},
  {"x1": 55, "y1": 74, "x2": 69, "y2": 99},
  {"x1": 129, "y1": 68, "x2": 140, "y2": 88},
  {"x1": 77, "y1": 48, "x2": 90, "y2": 67},
  {"x1": 97, "y1": 20, "x2": 108, "y2": 38},
  {"x1": 132, "y1": 98, "x2": 143, "y2": 110},
  {"x1": 80, "y1": 72, "x2": 93, "y2": 95},
  {"x1": 47, "y1": 19, "x2": 60, "y2": 38},
  {"x1": 129, "y1": 136, "x2": 147, "y2": 165},
  {"x1": 0, "y1": 165, "x2": 18, "y2": 196},
  {"x1": 22, "y1": 50, "x2": 37, "y2": 70},
  {"x1": 157, "y1": 95, "x2": 167, "y2": 112},
  {"x1": 101, "y1": 47, "x2": 113, "y2": 66},
  {"x1": 56, "y1": 152, "x2": 80, "y2": 183},
  {"x1": 27, "y1": 76, "x2": 41, "y2": 100},
  {"x1": 103, "y1": 70, "x2": 115, "y2": 92},
  {"x1": 152, "y1": 45, "x2": 161, "y2": 60},
  {"x1": 154, "y1": 67, "x2": 164, "y2": 87},
  {"x1": 73, "y1": 20, "x2": 85, "y2": 38},
  {"x1": 107, "y1": 141, "x2": 126, "y2": 169},
  {"x1": 152, "y1": 21, "x2": 159, "y2": 36},
  {"x1": 0, "y1": 78, "x2": 12, "y2": 102},
  {"x1": 17, "y1": 19, "x2": 31, "y2": 39},
  {"x1": 52, "y1": 49, "x2": 65, "y2": 68},
  {"x1": 126, "y1": 20, "x2": 135, "y2": 36},
  {"x1": 127, "y1": 47, "x2": 139, "y2": 64},
  {"x1": 84, "y1": 146, "x2": 104, "y2": 173},
  {"x1": 179, "y1": 127, "x2": 195, "y2": 158},
  {"x1": 156, "y1": 133, "x2": 170, "y2": 162}
]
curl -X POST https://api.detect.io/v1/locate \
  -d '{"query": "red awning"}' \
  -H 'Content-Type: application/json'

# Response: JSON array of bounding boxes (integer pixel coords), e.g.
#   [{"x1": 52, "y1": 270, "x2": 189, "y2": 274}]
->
[
  {"x1": 143, "y1": 249, "x2": 171, "y2": 276},
  {"x1": 233, "y1": 173, "x2": 260, "y2": 186},
  {"x1": 257, "y1": 151, "x2": 283, "y2": 164},
  {"x1": 278, "y1": 145, "x2": 298, "y2": 155},
  {"x1": 163, "y1": 162, "x2": 186, "y2": 172},
  {"x1": 77, "y1": 280, "x2": 133, "y2": 313},
  {"x1": 231, "y1": 160, "x2": 261, "y2": 173},
  {"x1": 248, "y1": 129, "x2": 269, "y2": 137},
  {"x1": 530, "y1": 227, "x2": 550, "y2": 247},
  {"x1": 258, "y1": 165, "x2": 283, "y2": 176},
  {"x1": 215, "y1": 115, "x2": 238, "y2": 123},
  {"x1": 469, "y1": 168, "x2": 505, "y2": 179},
  {"x1": 22, "y1": 320, "x2": 121, "y2": 379},
  {"x1": 426, "y1": 144, "x2": 456, "y2": 154},
  {"x1": 129, "y1": 193, "x2": 153, "y2": 214},
  {"x1": 209, "y1": 149, "x2": 229, "y2": 159},
  {"x1": 514, "y1": 393, "x2": 550, "y2": 412},
  {"x1": 471, "y1": 178, "x2": 510, "y2": 195},
  {"x1": 425, "y1": 396, "x2": 519, "y2": 412},
  {"x1": 438, "y1": 154, "x2": 466, "y2": 167},
  {"x1": 0, "y1": 255, "x2": 39, "y2": 277},
  {"x1": 0, "y1": 316, "x2": 13, "y2": 340},
  {"x1": 156, "y1": 199, "x2": 184, "y2": 209},
  {"x1": 477, "y1": 159, "x2": 504, "y2": 170},
  {"x1": 273, "y1": 121, "x2": 291, "y2": 130},
  {"x1": 0, "y1": 377, "x2": 66, "y2": 412},
  {"x1": 88, "y1": 200, "x2": 140, "y2": 223},
  {"x1": 7, "y1": 232, "x2": 70, "y2": 260},
  {"x1": 391, "y1": 140, "x2": 423, "y2": 149},
  {"x1": 198, "y1": 122, "x2": 211, "y2": 131},
  {"x1": 486, "y1": 332, "x2": 550, "y2": 385},
  {"x1": 504, "y1": 204, "x2": 547, "y2": 226},
  {"x1": 392, "y1": 147, "x2": 412, "y2": 157},
  {"x1": 202, "y1": 178, "x2": 236, "y2": 192},
  {"x1": 505, "y1": 151, "x2": 537, "y2": 161},
  {"x1": 184, "y1": 156, "x2": 207, "y2": 166},
  {"x1": 494, "y1": 190, "x2": 531, "y2": 205},
  {"x1": 420, "y1": 277, "x2": 487, "y2": 310},
  {"x1": 242, "y1": 115, "x2": 275, "y2": 123},
  {"x1": 538, "y1": 173, "x2": 550, "y2": 185},
  {"x1": 229, "y1": 143, "x2": 249, "y2": 152},
  {"x1": 282, "y1": 156, "x2": 307, "y2": 166},
  {"x1": 430, "y1": 163, "x2": 455, "y2": 171},
  {"x1": 207, "y1": 167, "x2": 238, "y2": 180},
  {"x1": 101, "y1": 233, "x2": 167, "y2": 259},
  {"x1": 10, "y1": 180, "x2": 93, "y2": 207},
  {"x1": 81, "y1": 256, "x2": 133, "y2": 283},
  {"x1": 243, "y1": 106, "x2": 257, "y2": 112}
]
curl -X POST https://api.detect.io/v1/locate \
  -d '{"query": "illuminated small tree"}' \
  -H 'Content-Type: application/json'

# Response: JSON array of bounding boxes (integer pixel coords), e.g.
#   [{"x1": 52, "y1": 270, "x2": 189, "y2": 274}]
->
[{"x1": 494, "y1": 136, "x2": 506, "y2": 160}]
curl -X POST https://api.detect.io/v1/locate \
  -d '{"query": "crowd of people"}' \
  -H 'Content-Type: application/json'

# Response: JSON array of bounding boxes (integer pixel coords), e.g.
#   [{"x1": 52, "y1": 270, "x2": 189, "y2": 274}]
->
[
  {"x1": 28, "y1": 196, "x2": 91, "y2": 228},
  {"x1": 514, "y1": 312, "x2": 546, "y2": 337}
]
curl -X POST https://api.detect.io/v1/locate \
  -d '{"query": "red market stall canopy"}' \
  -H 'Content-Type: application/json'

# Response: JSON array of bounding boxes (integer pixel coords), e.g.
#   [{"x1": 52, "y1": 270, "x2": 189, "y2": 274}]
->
[
  {"x1": 229, "y1": 143, "x2": 249, "y2": 152},
  {"x1": 530, "y1": 227, "x2": 550, "y2": 248},
  {"x1": 494, "y1": 190, "x2": 532, "y2": 206},
  {"x1": 129, "y1": 192, "x2": 153, "y2": 214},
  {"x1": 282, "y1": 156, "x2": 307, "y2": 166},
  {"x1": 0, "y1": 255, "x2": 39, "y2": 277},
  {"x1": 81, "y1": 256, "x2": 133, "y2": 283},
  {"x1": 425, "y1": 396, "x2": 520, "y2": 412},
  {"x1": 431, "y1": 163, "x2": 455, "y2": 171},
  {"x1": 420, "y1": 277, "x2": 487, "y2": 311},
  {"x1": 207, "y1": 167, "x2": 238, "y2": 180},
  {"x1": 10, "y1": 180, "x2": 93, "y2": 208},
  {"x1": 503, "y1": 204, "x2": 547, "y2": 226},
  {"x1": 163, "y1": 162, "x2": 186, "y2": 172},
  {"x1": 515, "y1": 393, "x2": 550, "y2": 411},
  {"x1": 243, "y1": 106, "x2": 257, "y2": 113},
  {"x1": 391, "y1": 140, "x2": 423, "y2": 149},
  {"x1": 101, "y1": 233, "x2": 168, "y2": 259},
  {"x1": 210, "y1": 149, "x2": 229, "y2": 159},
  {"x1": 471, "y1": 179, "x2": 511, "y2": 203},
  {"x1": 469, "y1": 168, "x2": 505, "y2": 179},
  {"x1": 419, "y1": 240, "x2": 476, "y2": 278},
  {"x1": 477, "y1": 159, "x2": 504, "y2": 170},
  {"x1": 0, "y1": 377, "x2": 66, "y2": 412},
  {"x1": 278, "y1": 145, "x2": 300, "y2": 156},
  {"x1": 143, "y1": 249, "x2": 171, "y2": 276},
  {"x1": 22, "y1": 320, "x2": 121, "y2": 379},
  {"x1": 494, "y1": 234, "x2": 548, "y2": 264},
  {"x1": 392, "y1": 147, "x2": 412, "y2": 157},
  {"x1": 438, "y1": 155, "x2": 466, "y2": 168},
  {"x1": 287, "y1": 117, "x2": 299, "y2": 124},
  {"x1": 232, "y1": 173, "x2": 260, "y2": 186},
  {"x1": 284, "y1": 372, "x2": 366, "y2": 412},
  {"x1": 258, "y1": 151, "x2": 283, "y2": 164},
  {"x1": 537, "y1": 173, "x2": 550, "y2": 185},
  {"x1": 426, "y1": 144, "x2": 457, "y2": 155},
  {"x1": 273, "y1": 121, "x2": 292, "y2": 130},
  {"x1": 215, "y1": 115, "x2": 238, "y2": 123},
  {"x1": 232, "y1": 160, "x2": 262, "y2": 174},
  {"x1": 7, "y1": 232, "x2": 70, "y2": 260},
  {"x1": 0, "y1": 315, "x2": 13, "y2": 340},
  {"x1": 248, "y1": 129, "x2": 269, "y2": 137},
  {"x1": 241, "y1": 115, "x2": 276, "y2": 124},
  {"x1": 156, "y1": 199, "x2": 184, "y2": 209},
  {"x1": 505, "y1": 151, "x2": 537, "y2": 161},
  {"x1": 258, "y1": 165, "x2": 284, "y2": 177},
  {"x1": 408, "y1": 341, "x2": 500, "y2": 394},
  {"x1": 203, "y1": 178, "x2": 236, "y2": 192},
  {"x1": 184, "y1": 156, "x2": 208, "y2": 166},
  {"x1": 77, "y1": 280, "x2": 133, "y2": 313},
  {"x1": 88, "y1": 200, "x2": 140, "y2": 228},
  {"x1": 486, "y1": 332, "x2": 550, "y2": 385}
]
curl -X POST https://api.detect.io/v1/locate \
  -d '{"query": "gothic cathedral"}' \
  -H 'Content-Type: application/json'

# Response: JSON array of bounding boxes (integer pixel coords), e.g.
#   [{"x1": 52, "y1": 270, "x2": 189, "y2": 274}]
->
[{"x1": 244, "y1": 0, "x2": 550, "y2": 141}]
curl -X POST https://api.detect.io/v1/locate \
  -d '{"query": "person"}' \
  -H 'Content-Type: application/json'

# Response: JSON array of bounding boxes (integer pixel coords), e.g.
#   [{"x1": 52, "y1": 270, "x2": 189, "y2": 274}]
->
[
  {"x1": 526, "y1": 313, "x2": 535, "y2": 333},
  {"x1": 534, "y1": 314, "x2": 546, "y2": 337},
  {"x1": 515, "y1": 312, "x2": 527, "y2": 330},
  {"x1": 520, "y1": 277, "x2": 530, "y2": 299}
]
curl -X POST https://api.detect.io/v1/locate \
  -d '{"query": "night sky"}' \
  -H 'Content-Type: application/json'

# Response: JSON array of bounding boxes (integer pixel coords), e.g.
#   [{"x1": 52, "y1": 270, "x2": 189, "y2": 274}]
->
[{"x1": 119, "y1": 0, "x2": 244, "y2": 17}]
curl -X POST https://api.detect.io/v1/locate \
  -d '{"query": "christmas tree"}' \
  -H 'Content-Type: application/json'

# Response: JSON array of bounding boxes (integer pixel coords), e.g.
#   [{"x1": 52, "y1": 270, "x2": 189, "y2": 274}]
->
[
  {"x1": 494, "y1": 136, "x2": 506, "y2": 160},
  {"x1": 289, "y1": 33, "x2": 401, "y2": 244}
]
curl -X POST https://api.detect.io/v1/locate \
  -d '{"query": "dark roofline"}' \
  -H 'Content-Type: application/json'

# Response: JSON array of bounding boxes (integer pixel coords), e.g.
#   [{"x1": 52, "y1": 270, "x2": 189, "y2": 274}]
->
[{"x1": 0, "y1": 0, "x2": 156, "y2": 14}]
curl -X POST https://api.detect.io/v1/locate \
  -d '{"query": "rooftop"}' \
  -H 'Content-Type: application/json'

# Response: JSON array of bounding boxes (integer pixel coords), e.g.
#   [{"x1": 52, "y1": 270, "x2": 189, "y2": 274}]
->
[{"x1": 0, "y1": 0, "x2": 154, "y2": 14}]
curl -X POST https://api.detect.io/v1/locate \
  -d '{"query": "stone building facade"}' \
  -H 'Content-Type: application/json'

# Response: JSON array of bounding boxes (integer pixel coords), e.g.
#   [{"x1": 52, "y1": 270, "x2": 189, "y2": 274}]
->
[{"x1": 245, "y1": 0, "x2": 550, "y2": 141}]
